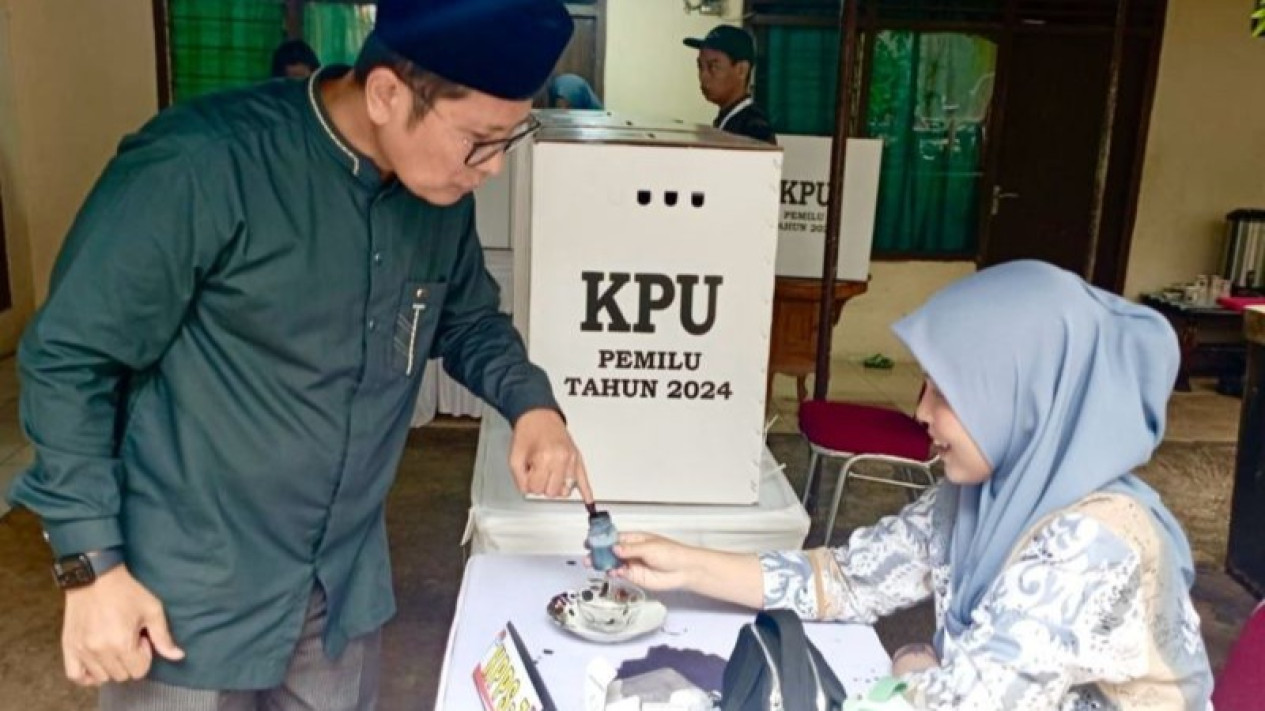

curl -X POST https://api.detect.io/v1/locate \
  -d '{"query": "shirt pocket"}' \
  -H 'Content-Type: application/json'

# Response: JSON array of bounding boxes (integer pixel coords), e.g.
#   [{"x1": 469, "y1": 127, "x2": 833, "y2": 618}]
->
[{"x1": 390, "y1": 281, "x2": 447, "y2": 377}]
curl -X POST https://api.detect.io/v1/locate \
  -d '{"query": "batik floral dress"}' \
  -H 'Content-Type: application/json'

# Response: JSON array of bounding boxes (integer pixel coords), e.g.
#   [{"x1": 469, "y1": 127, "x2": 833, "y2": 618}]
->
[{"x1": 761, "y1": 486, "x2": 1213, "y2": 709}]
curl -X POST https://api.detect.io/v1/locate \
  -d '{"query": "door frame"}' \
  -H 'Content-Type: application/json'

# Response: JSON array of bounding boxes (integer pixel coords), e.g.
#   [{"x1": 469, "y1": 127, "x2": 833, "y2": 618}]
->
[
  {"x1": 853, "y1": 22, "x2": 1005, "y2": 262},
  {"x1": 976, "y1": 6, "x2": 1168, "y2": 291},
  {"x1": 564, "y1": 0, "x2": 607, "y2": 100}
]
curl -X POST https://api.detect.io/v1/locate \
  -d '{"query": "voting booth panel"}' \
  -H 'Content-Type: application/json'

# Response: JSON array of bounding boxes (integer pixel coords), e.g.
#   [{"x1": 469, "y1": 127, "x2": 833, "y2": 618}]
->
[
  {"x1": 775, "y1": 135, "x2": 881, "y2": 281},
  {"x1": 522, "y1": 122, "x2": 782, "y2": 505}
]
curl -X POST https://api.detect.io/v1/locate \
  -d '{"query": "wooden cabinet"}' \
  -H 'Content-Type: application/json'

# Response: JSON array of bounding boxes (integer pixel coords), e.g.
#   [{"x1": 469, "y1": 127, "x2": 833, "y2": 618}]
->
[{"x1": 767, "y1": 277, "x2": 869, "y2": 403}]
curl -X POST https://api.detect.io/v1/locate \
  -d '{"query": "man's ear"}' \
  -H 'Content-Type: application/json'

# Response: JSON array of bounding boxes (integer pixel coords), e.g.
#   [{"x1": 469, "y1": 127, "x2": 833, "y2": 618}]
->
[
  {"x1": 364, "y1": 67, "x2": 402, "y2": 126},
  {"x1": 737, "y1": 60, "x2": 753, "y2": 87}
]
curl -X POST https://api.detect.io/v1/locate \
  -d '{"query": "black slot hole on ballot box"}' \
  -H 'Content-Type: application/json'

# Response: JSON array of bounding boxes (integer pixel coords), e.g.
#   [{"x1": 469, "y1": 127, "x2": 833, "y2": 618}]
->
[
  {"x1": 637, "y1": 190, "x2": 652, "y2": 206},
  {"x1": 664, "y1": 191, "x2": 679, "y2": 207},
  {"x1": 691, "y1": 192, "x2": 705, "y2": 208}
]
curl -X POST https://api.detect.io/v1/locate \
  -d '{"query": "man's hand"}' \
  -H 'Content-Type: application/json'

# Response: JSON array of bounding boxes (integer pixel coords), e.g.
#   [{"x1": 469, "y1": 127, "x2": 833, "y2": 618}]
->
[
  {"x1": 509, "y1": 408, "x2": 594, "y2": 503},
  {"x1": 62, "y1": 565, "x2": 185, "y2": 686},
  {"x1": 891, "y1": 642, "x2": 940, "y2": 676}
]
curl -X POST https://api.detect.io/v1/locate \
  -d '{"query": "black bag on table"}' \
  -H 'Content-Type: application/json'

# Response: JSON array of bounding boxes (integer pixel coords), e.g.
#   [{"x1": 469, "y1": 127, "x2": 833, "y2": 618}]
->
[{"x1": 720, "y1": 609, "x2": 848, "y2": 711}]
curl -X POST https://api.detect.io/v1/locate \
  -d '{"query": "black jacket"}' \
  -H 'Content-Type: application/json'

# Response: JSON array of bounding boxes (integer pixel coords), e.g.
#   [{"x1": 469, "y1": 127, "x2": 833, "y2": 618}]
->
[{"x1": 715, "y1": 97, "x2": 777, "y2": 145}]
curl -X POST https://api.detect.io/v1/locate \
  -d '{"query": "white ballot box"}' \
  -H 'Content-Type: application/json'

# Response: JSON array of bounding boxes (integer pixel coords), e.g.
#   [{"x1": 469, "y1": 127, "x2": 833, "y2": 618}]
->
[
  {"x1": 463, "y1": 413, "x2": 810, "y2": 556},
  {"x1": 516, "y1": 115, "x2": 783, "y2": 505}
]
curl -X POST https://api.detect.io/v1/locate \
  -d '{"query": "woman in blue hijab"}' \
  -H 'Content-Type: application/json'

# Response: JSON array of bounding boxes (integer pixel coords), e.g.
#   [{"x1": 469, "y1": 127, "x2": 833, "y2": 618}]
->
[
  {"x1": 546, "y1": 73, "x2": 604, "y2": 110},
  {"x1": 611, "y1": 261, "x2": 1213, "y2": 709}
]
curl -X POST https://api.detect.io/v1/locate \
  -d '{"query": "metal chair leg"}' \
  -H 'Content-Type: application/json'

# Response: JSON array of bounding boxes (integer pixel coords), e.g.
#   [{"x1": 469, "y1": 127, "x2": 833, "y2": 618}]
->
[
  {"x1": 823, "y1": 457, "x2": 854, "y2": 548},
  {"x1": 802, "y1": 449, "x2": 821, "y2": 507},
  {"x1": 900, "y1": 467, "x2": 920, "y2": 502}
]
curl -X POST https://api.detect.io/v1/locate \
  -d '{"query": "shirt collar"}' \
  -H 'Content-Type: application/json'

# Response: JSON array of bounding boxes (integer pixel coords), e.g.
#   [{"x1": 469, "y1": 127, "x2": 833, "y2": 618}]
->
[
  {"x1": 715, "y1": 95, "x2": 755, "y2": 130},
  {"x1": 304, "y1": 66, "x2": 384, "y2": 190}
]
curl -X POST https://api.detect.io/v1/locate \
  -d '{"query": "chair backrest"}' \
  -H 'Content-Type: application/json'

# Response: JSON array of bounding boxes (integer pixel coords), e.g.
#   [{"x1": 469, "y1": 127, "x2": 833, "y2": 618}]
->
[{"x1": 1212, "y1": 600, "x2": 1265, "y2": 709}]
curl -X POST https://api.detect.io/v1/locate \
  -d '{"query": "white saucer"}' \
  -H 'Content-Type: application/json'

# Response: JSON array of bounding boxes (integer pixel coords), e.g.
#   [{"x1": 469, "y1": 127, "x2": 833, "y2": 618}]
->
[{"x1": 547, "y1": 579, "x2": 668, "y2": 644}]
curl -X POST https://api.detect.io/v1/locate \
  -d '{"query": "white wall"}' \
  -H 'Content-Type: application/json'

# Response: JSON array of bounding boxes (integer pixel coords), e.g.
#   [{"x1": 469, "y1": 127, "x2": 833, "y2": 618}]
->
[
  {"x1": 828, "y1": 261, "x2": 976, "y2": 361},
  {"x1": 1124, "y1": 0, "x2": 1265, "y2": 297},
  {"x1": 603, "y1": 0, "x2": 737, "y2": 125},
  {"x1": 0, "y1": 0, "x2": 157, "y2": 331}
]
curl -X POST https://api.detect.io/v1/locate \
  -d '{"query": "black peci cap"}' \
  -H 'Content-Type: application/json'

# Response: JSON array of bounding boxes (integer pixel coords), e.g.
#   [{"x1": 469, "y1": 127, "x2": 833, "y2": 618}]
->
[{"x1": 373, "y1": 0, "x2": 575, "y2": 100}]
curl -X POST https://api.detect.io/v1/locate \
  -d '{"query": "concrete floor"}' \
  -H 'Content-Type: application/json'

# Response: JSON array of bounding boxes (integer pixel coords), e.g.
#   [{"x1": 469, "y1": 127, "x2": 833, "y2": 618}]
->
[{"x1": 0, "y1": 358, "x2": 1256, "y2": 710}]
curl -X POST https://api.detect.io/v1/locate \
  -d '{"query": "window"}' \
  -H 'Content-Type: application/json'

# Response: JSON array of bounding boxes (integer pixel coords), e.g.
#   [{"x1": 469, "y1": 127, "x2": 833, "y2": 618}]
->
[
  {"x1": 303, "y1": 3, "x2": 375, "y2": 66},
  {"x1": 166, "y1": 0, "x2": 285, "y2": 104},
  {"x1": 757, "y1": 26, "x2": 840, "y2": 137},
  {"x1": 157, "y1": 0, "x2": 375, "y2": 104},
  {"x1": 865, "y1": 31, "x2": 995, "y2": 257},
  {"x1": 755, "y1": 21, "x2": 995, "y2": 258}
]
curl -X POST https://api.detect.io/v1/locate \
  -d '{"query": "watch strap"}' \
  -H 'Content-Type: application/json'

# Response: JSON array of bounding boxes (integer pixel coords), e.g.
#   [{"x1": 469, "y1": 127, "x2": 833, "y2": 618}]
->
[
  {"x1": 84, "y1": 547, "x2": 126, "y2": 577},
  {"x1": 52, "y1": 547, "x2": 125, "y2": 589}
]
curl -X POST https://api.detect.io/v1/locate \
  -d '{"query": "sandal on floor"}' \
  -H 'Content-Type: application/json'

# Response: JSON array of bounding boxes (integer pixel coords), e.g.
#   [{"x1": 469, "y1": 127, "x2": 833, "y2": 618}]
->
[{"x1": 863, "y1": 353, "x2": 894, "y2": 370}]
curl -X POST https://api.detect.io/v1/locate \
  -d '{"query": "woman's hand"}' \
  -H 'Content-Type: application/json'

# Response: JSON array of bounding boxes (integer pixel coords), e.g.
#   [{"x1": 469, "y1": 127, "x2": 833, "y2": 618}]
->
[
  {"x1": 607, "y1": 531, "x2": 766, "y2": 609},
  {"x1": 608, "y1": 532, "x2": 701, "y2": 591}
]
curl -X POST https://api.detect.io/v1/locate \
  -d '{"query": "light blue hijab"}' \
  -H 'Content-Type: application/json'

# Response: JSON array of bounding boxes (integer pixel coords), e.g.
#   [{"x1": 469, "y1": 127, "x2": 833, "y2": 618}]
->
[
  {"x1": 892, "y1": 260, "x2": 1195, "y2": 642},
  {"x1": 546, "y1": 74, "x2": 604, "y2": 110}
]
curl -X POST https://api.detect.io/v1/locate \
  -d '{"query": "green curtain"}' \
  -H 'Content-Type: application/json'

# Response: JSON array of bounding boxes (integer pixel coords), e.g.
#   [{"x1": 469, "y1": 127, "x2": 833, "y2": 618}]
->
[
  {"x1": 169, "y1": 0, "x2": 285, "y2": 103},
  {"x1": 759, "y1": 24, "x2": 996, "y2": 256},
  {"x1": 304, "y1": 3, "x2": 376, "y2": 67},
  {"x1": 759, "y1": 26, "x2": 840, "y2": 136},
  {"x1": 866, "y1": 31, "x2": 995, "y2": 255}
]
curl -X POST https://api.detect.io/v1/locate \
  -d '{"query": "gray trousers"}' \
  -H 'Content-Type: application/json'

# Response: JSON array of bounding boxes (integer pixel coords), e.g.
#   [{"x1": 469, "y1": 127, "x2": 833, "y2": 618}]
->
[{"x1": 100, "y1": 587, "x2": 381, "y2": 711}]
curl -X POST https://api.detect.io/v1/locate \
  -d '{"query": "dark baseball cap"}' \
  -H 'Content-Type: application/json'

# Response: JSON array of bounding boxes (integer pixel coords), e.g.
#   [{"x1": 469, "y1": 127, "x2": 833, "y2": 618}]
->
[{"x1": 683, "y1": 25, "x2": 756, "y2": 63}]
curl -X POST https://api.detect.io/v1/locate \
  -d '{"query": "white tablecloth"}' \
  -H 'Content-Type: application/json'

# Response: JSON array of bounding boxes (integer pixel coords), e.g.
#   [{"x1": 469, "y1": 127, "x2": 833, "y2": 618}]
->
[{"x1": 435, "y1": 554, "x2": 891, "y2": 710}]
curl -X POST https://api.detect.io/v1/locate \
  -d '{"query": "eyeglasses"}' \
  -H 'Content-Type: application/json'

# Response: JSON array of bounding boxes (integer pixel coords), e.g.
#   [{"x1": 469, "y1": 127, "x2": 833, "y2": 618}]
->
[
  {"x1": 386, "y1": 66, "x2": 540, "y2": 167},
  {"x1": 461, "y1": 113, "x2": 541, "y2": 167}
]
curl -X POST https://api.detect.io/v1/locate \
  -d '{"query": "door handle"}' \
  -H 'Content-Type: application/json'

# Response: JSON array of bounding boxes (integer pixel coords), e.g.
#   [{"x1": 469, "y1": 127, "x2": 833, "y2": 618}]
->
[{"x1": 991, "y1": 185, "x2": 1020, "y2": 217}]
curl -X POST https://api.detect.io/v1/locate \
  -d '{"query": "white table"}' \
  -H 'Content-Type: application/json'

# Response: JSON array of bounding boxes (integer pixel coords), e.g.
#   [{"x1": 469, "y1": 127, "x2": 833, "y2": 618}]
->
[{"x1": 435, "y1": 554, "x2": 891, "y2": 710}]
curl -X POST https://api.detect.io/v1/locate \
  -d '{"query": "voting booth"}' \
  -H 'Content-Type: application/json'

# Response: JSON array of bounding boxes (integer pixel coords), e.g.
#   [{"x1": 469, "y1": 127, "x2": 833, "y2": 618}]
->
[
  {"x1": 516, "y1": 113, "x2": 783, "y2": 505},
  {"x1": 775, "y1": 135, "x2": 882, "y2": 281}
]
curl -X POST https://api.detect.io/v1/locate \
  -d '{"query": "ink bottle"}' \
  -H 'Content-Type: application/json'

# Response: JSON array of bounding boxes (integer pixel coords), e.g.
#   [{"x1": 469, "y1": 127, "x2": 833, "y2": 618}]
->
[{"x1": 586, "y1": 511, "x2": 620, "y2": 572}]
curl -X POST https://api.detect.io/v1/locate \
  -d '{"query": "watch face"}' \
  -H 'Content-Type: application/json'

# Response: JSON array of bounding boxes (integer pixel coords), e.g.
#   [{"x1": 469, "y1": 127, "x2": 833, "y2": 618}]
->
[{"x1": 52, "y1": 554, "x2": 95, "y2": 589}]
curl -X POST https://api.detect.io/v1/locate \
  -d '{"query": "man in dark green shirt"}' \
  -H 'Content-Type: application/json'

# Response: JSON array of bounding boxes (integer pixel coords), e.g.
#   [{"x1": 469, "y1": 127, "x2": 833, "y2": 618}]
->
[{"x1": 8, "y1": 0, "x2": 593, "y2": 707}]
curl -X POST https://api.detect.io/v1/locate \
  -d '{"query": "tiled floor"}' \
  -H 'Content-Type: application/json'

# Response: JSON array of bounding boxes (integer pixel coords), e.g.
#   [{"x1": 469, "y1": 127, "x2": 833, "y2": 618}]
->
[{"x1": 766, "y1": 357, "x2": 1243, "y2": 444}]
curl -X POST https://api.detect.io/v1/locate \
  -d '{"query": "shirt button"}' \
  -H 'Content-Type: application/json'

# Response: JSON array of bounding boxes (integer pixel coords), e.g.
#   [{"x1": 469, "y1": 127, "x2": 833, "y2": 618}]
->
[
  {"x1": 373, "y1": 252, "x2": 383, "y2": 266},
  {"x1": 367, "y1": 319, "x2": 377, "y2": 331}
]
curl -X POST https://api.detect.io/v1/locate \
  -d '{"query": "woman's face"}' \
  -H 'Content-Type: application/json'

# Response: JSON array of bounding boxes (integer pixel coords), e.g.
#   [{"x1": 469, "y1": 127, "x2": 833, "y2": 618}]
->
[{"x1": 916, "y1": 379, "x2": 992, "y2": 485}]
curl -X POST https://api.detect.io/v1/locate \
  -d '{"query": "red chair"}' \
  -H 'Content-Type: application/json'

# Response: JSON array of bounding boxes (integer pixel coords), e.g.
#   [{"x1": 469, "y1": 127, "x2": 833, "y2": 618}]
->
[
  {"x1": 1213, "y1": 601, "x2": 1265, "y2": 710},
  {"x1": 798, "y1": 399, "x2": 938, "y2": 546}
]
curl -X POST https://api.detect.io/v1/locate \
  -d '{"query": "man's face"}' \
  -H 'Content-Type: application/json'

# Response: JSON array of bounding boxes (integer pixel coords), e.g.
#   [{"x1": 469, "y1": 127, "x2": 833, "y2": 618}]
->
[
  {"x1": 367, "y1": 69, "x2": 531, "y2": 205},
  {"x1": 696, "y1": 48, "x2": 746, "y2": 105}
]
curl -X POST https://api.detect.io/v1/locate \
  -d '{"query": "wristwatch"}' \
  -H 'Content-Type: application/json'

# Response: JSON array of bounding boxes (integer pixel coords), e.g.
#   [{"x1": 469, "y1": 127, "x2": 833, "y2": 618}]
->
[{"x1": 51, "y1": 548, "x2": 126, "y2": 590}]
